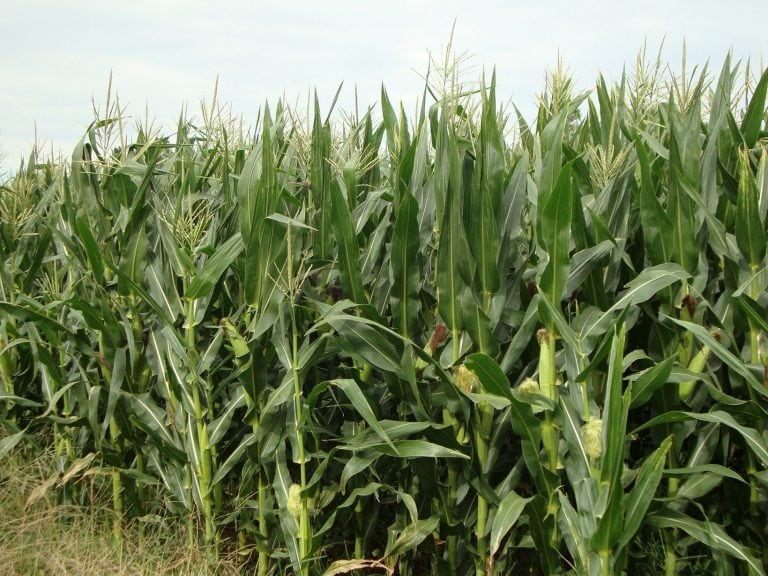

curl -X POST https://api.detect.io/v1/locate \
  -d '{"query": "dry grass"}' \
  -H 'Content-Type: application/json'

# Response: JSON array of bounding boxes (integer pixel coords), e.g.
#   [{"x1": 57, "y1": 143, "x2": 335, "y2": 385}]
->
[{"x1": 0, "y1": 442, "x2": 244, "y2": 576}]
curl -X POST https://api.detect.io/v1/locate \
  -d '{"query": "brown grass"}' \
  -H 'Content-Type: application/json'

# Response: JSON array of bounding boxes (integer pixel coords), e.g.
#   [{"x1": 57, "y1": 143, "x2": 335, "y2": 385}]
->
[{"x1": 0, "y1": 441, "x2": 244, "y2": 576}]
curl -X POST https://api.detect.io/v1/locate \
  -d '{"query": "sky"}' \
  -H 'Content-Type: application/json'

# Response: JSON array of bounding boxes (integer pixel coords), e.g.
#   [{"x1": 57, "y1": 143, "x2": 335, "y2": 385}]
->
[{"x1": 0, "y1": 0, "x2": 765, "y2": 175}]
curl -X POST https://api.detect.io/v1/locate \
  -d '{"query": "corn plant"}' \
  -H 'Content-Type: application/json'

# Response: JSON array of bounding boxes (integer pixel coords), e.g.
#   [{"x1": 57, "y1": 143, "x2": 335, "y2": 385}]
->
[{"x1": 2, "y1": 47, "x2": 767, "y2": 576}]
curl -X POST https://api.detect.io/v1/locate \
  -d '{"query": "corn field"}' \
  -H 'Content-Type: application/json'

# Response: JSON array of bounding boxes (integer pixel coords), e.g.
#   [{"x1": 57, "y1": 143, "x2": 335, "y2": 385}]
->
[{"x1": 1, "y1": 51, "x2": 768, "y2": 575}]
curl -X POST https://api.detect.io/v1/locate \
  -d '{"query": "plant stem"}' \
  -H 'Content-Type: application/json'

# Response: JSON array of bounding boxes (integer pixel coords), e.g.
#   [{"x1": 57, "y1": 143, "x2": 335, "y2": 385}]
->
[
  {"x1": 258, "y1": 467, "x2": 269, "y2": 576},
  {"x1": 186, "y1": 297, "x2": 216, "y2": 552},
  {"x1": 288, "y1": 222, "x2": 311, "y2": 576},
  {"x1": 474, "y1": 403, "x2": 493, "y2": 576}
]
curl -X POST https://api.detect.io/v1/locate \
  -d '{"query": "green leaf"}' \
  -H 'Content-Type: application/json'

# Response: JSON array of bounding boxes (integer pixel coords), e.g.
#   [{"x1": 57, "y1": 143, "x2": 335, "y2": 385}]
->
[
  {"x1": 732, "y1": 294, "x2": 768, "y2": 333},
  {"x1": 741, "y1": 67, "x2": 768, "y2": 148},
  {"x1": 634, "y1": 409, "x2": 768, "y2": 466},
  {"x1": 328, "y1": 313, "x2": 404, "y2": 377},
  {"x1": 0, "y1": 429, "x2": 25, "y2": 461},
  {"x1": 75, "y1": 216, "x2": 106, "y2": 285},
  {"x1": 490, "y1": 490, "x2": 533, "y2": 556},
  {"x1": 118, "y1": 225, "x2": 147, "y2": 295},
  {"x1": 186, "y1": 232, "x2": 244, "y2": 299},
  {"x1": 619, "y1": 436, "x2": 672, "y2": 551},
  {"x1": 436, "y1": 148, "x2": 474, "y2": 333},
  {"x1": 122, "y1": 392, "x2": 184, "y2": 462},
  {"x1": 469, "y1": 84, "x2": 502, "y2": 297},
  {"x1": 0, "y1": 394, "x2": 44, "y2": 408},
  {"x1": 629, "y1": 356, "x2": 675, "y2": 408},
  {"x1": 649, "y1": 509, "x2": 766, "y2": 575},
  {"x1": 539, "y1": 162, "x2": 573, "y2": 316},
  {"x1": 385, "y1": 516, "x2": 440, "y2": 559},
  {"x1": 329, "y1": 379, "x2": 396, "y2": 452},
  {"x1": 592, "y1": 324, "x2": 629, "y2": 552},
  {"x1": 311, "y1": 97, "x2": 333, "y2": 261},
  {"x1": 210, "y1": 434, "x2": 256, "y2": 485},
  {"x1": 208, "y1": 388, "x2": 246, "y2": 447},
  {"x1": 273, "y1": 450, "x2": 301, "y2": 570},
  {"x1": 265, "y1": 212, "x2": 317, "y2": 231},
  {"x1": 331, "y1": 180, "x2": 367, "y2": 306},
  {"x1": 666, "y1": 317, "x2": 764, "y2": 396},
  {"x1": 636, "y1": 138, "x2": 673, "y2": 266},
  {"x1": 581, "y1": 263, "x2": 691, "y2": 340},
  {"x1": 390, "y1": 191, "x2": 421, "y2": 339},
  {"x1": 557, "y1": 492, "x2": 589, "y2": 574},
  {"x1": 526, "y1": 495, "x2": 560, "y2": 574},
  {"x1": 736, "y1": 149, "x2": 766, "y2": 268},
  {"x1": 464, "y1": 353, "x2": 512, "y2": 401},
  {"x1": 359, "y1": 439, "x2": 469, "y2": 460},
  {"x1": 101, "y1": 347, "x2": 126, "y2": 441}
]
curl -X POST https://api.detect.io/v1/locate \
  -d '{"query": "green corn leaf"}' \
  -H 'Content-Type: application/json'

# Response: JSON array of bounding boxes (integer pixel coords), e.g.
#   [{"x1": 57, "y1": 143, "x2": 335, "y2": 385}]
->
[
  {"x1": 186, "y1": 232, "x2": 244, "y2": 300},
  {"x1": 330, "y1": 379, "x2": 396, "y2": 452},
  {"x1": 361, "y1": 439, "x2": 469, "y2": 460},
  {"x1": 557, "y1": 492, "x2": 590, "y2": 574},
  {"x1": 464, "y1": 353, "x2": 512, "y2": 401},
  {"x1": 619, "y1": 436, "x2": 672, "y2": 551},
  {"x1": 0, "y1": 301, "x2": 69, "y2": 347},
  {"x1": 539, "y1": 162, "x2": 573, "y2": 318},
  {"x1": 741, "y1": 67, "x2": 768, "y2": 148},
  {"x1": 339, "y1": 420, "x2": 434, "y2": 449},
  {"x1": 340, "y1": 453, "x2": 380, "y2": 491},
  {"x1": 380, "y1": 86, "x2": 398, "y2": 159},
  {"x1": 436, "y1": 139, "x2": 474, "y2": 333},
  {"x1": 676, "y1": 472, "x2": 727, "y2": 500},
  {"x1": 592, "y1": 324, "x2": 629, "y2": 553},
  {"x1": 21, "y1": 228, "x2": 52, "y2": 295},
  {"x1": 559, "y1": 395, "x2": 594, "y2": 485},
  {"x1": 581, "y1": 263, "x2": 690, "y2": 340},
  {"x1": 526, "y1": 495, "x2": 560, "y2": 575},
  {"x1": 634, "y1": 409, "x2": 768, "y2": 466},
  {"x1": 667, "y1": 317, "x2": 764, "y2": 395},
  {"x1": 649, "y1": 509, "x2": 765, "y2": 575},
  {"x1": 565, "y1": 240, "x2": 613, "y2": 296},
  {"x1": 101, "y1": 347, "x2": 126, "y2": 441},
  {"x1": 117, "y1": 225, "x2": 147, "y2": 296},
  {"x1": 537, "y1": 294, "x2": 580, "y2": 356},
  {"x1": 736, "y1": 149, "x2": 766, "y2": 268},
  {"x1": 732, "y1": 294, "x2": 768, "y2": 333},
  {"x1": 328, "y1": 314, "x2": 404, "y2": 377},
  {"x1": 273, "y1": 451, "x2": 301, "y2": 569},
  {"x1": 0, "y1": 394, "x2": 44, "y2": 408},
  {"x1": 146, "y1": 449, "x2": 189, "y2": 510},
  {"x1": 665, "y1": 464, "x2": 747, "y2": 484},
  {"x1": 0, "y1": 429, "x2": 25, "y2": 461},
  {"x1": 628, "y1": 356, "x2": 675, "y2": 408},
  {"x1": 331, "y1": 180, "x2": 366, "y2": 306},
  {"x1": 208, "y1": 388, "x2": 246, "y2": 447},
  {"x1": 74, "y1": 216, "x2": 106, "y2": 284},
  {"x1": 266, "y1": 213, "x2": 316, "y2": 231},
  {"x1": 469, "y1": 78, "x2": 502, "y2": 298},
  {"x1": 500, "y1": 295, "x2": 540, "y2": 373},
  {"x1": 390, "y1": 190, "x2": 421, "y2": 339},
  {"x1": 114, "y1": 268, "x2": 178, "y2": 331},
  {"x1": 490, "y1": 489, "x2": 533, "y2": 556},
  {"x1": 463, "y1": 291, "x2": 499, "y2": 357},
  {"x1": 122, "y1": 392, "x2": 185, "y2": 463},
  {"x1": 636, "y1": 138, "x2": 674, "y2": 266},
  {"x1": 312, "y1": 96, "x2": 333, "y2": 262},
  {"x1": 210, "y1": 434, "x2": 256, "y2": 486},
  {"x1": 384, "y1": 516, "x2": 440, "y2": 559}
]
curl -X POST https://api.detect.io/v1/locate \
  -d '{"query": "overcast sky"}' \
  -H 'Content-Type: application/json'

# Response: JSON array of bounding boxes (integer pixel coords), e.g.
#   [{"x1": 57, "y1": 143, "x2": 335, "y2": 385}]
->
[{"x1": 0, "y1": 1, "x2": 765, "y2": 175}]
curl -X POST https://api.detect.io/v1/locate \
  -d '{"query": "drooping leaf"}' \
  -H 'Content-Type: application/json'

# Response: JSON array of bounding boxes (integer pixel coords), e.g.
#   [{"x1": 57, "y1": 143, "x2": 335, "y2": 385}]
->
[{"x1": 490, "y1": 489, "x2": 533, "y2": 556}]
